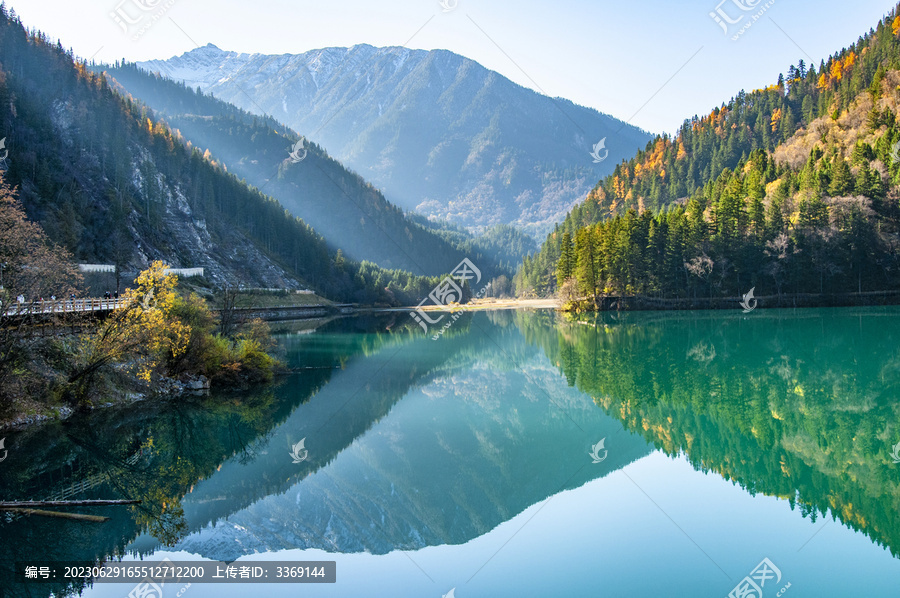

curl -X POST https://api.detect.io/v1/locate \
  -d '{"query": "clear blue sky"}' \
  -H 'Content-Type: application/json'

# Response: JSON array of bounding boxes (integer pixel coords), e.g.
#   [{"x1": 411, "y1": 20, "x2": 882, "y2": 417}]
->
[{"x1": 8, "y1": 0, "x2": 897, "y2": 134}]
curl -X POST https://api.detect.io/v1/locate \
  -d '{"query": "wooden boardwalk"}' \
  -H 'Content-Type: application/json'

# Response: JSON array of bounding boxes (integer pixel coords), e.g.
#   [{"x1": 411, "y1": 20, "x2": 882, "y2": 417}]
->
[{"x1": 2, "y1": 297, "x2": 128, "y2": 318}]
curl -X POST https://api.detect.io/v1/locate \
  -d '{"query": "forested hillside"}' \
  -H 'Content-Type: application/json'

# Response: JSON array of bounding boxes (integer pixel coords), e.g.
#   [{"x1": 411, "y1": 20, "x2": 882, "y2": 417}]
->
[
  {"x1": 103, "y1": 64, "x2": 486, "y2": 277},
  {"x1": 137, "y1": 44, "x2": 653, "y2": 237},
  {"x1": 518, "y1": 4, "x2": 900, "y2": 301},
  {"x1": 0, "y1": 7, "x2": 439, "y2": 305},
  {"x1": 406, "y1": 216, "x2": 537, "y2": 271},
  {"x1": 101, "y1": 64, "x2": 537, "y2": 284}
]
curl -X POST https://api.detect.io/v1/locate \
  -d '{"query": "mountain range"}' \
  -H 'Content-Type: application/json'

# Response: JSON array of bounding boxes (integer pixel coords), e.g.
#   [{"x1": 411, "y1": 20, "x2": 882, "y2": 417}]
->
[
  {"x1": 0, "y1": 10, "x2": 441, "y2": 305},
  {"x1": 137, "y1": 44, "x2": 653, "y2": 237},
  {"x1": 102, "y1": 63, "x2": 535, "y2": 278}
]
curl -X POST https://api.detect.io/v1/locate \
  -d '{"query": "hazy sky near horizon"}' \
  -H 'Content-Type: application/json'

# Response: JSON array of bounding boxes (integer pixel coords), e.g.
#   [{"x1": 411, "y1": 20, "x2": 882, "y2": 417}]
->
[{"x1": 8, "y1": 0, "x2": 896, "y2": 134}]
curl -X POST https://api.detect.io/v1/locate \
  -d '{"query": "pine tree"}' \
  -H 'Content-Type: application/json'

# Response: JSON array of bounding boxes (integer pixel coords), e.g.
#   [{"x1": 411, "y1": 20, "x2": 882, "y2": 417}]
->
[
  {"x1": 828, "y1": 159, "x2": 854, "y2": 196},
  {"x1": 798, "y1": 195, "x2": 829, "y2": 228},
  {"x1": 801, "y1": 95, "x2": 816, "y2": 122},
  {"x1": 715, "y1": 174, "x2": 748, "y2": 246},
  {"x1": 766, "y1": 181, "x2": 788, "y2": 237},
  {"x1": 855, "y1": 163, "x2": 884, "y2": 199},
  {"x1": 556, "y1": 232, "x2": 575, "y2": 288},
  {"x1": 574, "y1": 227, "x2": 597, "y2": 299},
  {"x1": 750, "y1": 196, "x2": 766, "y2": 239}
]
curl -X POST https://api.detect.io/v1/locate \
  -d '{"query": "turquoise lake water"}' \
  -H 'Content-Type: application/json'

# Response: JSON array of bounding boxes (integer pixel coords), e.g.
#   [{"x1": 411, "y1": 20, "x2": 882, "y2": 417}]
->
[{"x1": 2, "y1": 308, "x2": 899, "y2": 597}]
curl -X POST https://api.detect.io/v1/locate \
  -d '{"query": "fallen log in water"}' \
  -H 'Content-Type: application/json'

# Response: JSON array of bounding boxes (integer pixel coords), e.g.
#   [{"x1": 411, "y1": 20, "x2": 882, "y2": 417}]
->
[
  {"x1": 4, "y1": 508, "x2": 109, "y2": 522},
  {"x1": 0, "y1": 499, "x2": 140, "y2": 508}
]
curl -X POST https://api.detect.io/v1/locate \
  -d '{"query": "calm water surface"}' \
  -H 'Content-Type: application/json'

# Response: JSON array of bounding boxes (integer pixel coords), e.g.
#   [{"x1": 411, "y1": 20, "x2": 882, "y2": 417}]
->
[{"x1": 2, "y1": 308, "x2": 899, "y2": 597}]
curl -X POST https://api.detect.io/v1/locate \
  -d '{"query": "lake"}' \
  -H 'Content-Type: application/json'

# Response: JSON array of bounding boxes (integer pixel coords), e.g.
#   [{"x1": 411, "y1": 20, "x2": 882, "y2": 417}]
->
[{"x1": 2, "y1": 307, "x2": 899, "y2": 597}]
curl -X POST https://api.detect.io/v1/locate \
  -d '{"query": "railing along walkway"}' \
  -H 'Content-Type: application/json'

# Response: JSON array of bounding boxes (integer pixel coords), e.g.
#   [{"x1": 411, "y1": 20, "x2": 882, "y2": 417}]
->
[{"x1": 2, "y1": 297, "x2": 128, "y2": 317}]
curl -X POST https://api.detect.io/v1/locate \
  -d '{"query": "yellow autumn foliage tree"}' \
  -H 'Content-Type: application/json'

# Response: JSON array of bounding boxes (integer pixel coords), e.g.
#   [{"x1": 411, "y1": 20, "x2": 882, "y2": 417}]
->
[
  {"x1": 770, "y1": 108, "x2": 783, "y2": 132},
  {"x1": 126, "y1": 261, "x2": 191, "y2": 380},
  {"x1": 65, "y1": 261, "x2": 190, "y2": 402},
  {"x1": 830, "y1": 59, "x2": 844, "y2": 83}
]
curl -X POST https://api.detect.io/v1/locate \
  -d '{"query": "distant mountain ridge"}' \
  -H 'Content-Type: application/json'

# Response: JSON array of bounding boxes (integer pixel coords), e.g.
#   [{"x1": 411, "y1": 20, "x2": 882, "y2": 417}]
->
[
  {"x1": 0, "y1": 9, "x2": 445, "y2": 305},
  {"x1": 138, "y1": 44, "x2": 653, "y2": 237},
  {"x1": 103, "y1": 63, "x2": 536, "y2": 279}
]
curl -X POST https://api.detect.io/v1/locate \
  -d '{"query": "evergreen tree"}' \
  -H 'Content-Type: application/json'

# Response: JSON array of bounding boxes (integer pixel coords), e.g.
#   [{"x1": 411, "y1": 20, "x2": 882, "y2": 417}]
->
[
  {"x1": 856, "y1": 163, "x2": 884, "y2": 199},
  {"x1": 556, "y1": 232, "x2": 575, "y2": 288},
  {"x1": 766, "y1": 186, "x2": 787, "y2": 237},
  {"x1": 829, "y1": 159, "x2": 855, "y2": 196},
  {"x1": 798, "y1": 195, "x2": 829, "y2": 228},
  {"x1": 574, "y1": 227, "x2": 598, "y2": 299}
]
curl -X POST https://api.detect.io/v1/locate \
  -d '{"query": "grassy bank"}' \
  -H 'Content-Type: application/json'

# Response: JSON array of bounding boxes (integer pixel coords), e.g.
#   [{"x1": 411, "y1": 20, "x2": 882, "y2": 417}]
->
[{"x1": 211, "y1": 288, "x2": 332, "y2": 309}]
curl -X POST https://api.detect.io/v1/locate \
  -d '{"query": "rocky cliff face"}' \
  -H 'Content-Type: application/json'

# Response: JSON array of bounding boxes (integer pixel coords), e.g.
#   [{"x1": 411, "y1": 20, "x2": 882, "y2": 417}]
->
[{"x1": 122, "y1": 154, "x2": 303, "y2": 289}]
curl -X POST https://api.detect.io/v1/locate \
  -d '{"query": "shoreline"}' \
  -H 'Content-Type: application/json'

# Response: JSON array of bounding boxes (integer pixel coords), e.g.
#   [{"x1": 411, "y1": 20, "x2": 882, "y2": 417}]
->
[
  {"x1": 556, "y1": 290, "x2": 900, "y2": 312},
  {"x1": 389, "y1": 298, "x2": 559, "y2": 313},
  {"x1": 391, "y1": 290, "x2": 900, "y2": 315}
]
